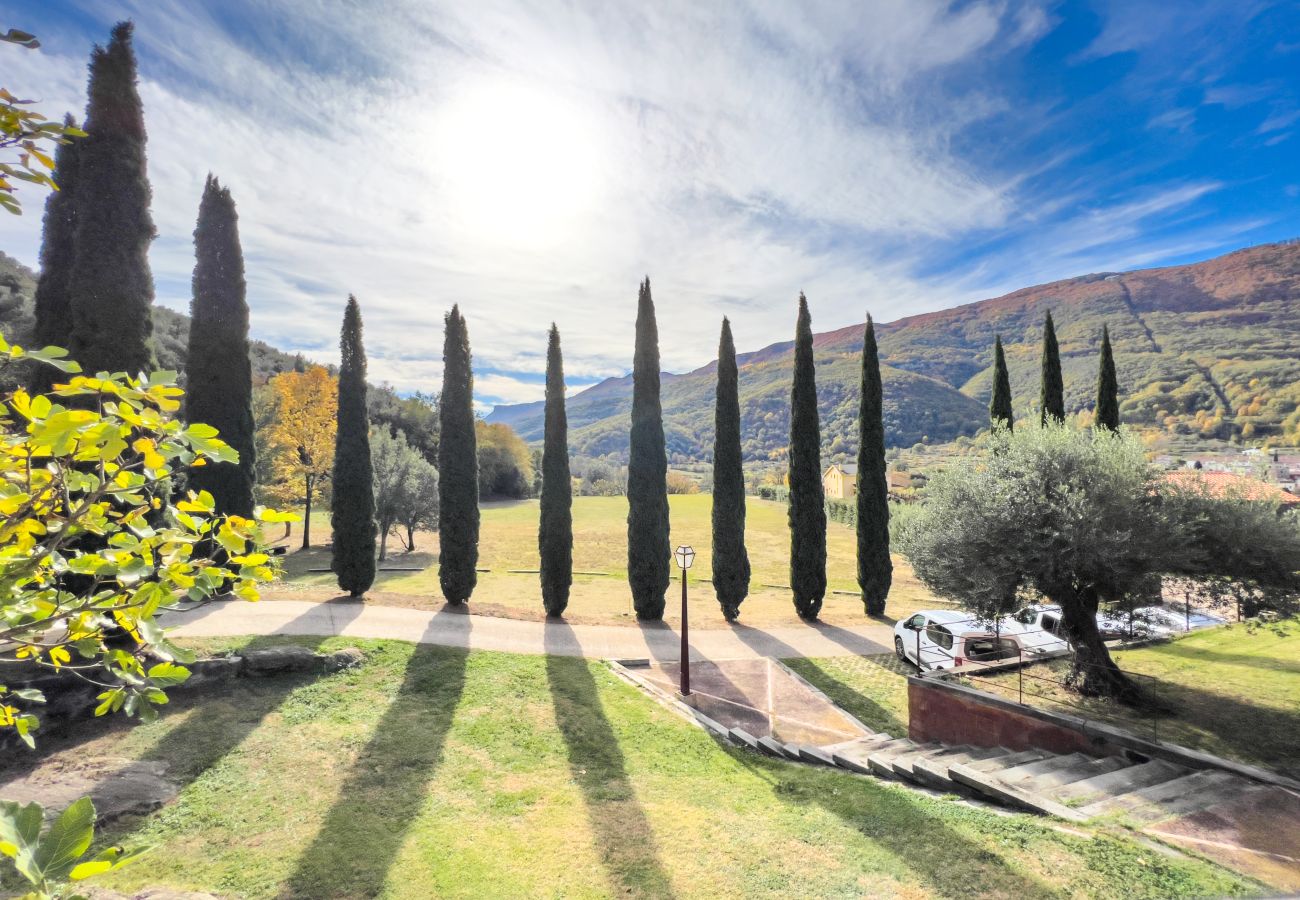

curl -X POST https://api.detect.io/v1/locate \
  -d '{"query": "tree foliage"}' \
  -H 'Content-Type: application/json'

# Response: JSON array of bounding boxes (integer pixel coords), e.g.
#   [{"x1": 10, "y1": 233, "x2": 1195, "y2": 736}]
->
[
  {"x1": 0, "y1": 796, "x2": 147, "y2": 898},
  {"x1": 185, "y1": 175, "x2": 255, "y2": 516},
  {"x1": 371, "y1": 425, "x2": 436, "y2": 562},
  {"x1": 897, "y1": 425, "x2": 1300, "y2": 700},
  {"x1": 264, "y1": 366, "x2": 336, "y2": 548},
  {"x1": 331, "y1": 296, "x2": 376, "y2": 596},
  {"x1": 856, "y1": 315, "x2": 891, "y2": 616},
  {"x1": 0, "y1": 340, "x2": 288, "y2": 746},
  {"x1": 1095, "y1": 324, "x2": 1120, "y2": 432},
  {"x1": 989, "y1": 334, "x2": 1013, "y2": 430},
  {"x1": 438, "y1": 305, "x2": 478, "y2": 604},
  {"x1": 0, "y1": 29, "x2": 85, "y2": 216},
  {"x1": 29, "y1": 115, "x2": 83, "y2": 396},
  {"x1": 788, "y1": 293, "x2": 827, "y2": 620},
  {"x1": 539, "y1": 324, "x2": 572, "y2": 617},
  {"x1": 476, "y1": 421, "x2": 533, "y2": 499},
  {"x1": 1038, "y1": 311, "x2": 1064, "y2": 426},
  {"x1": 66, "y1": 22, "x2": 156, "y2": 377},
  {"x1": 711, "y1": 317, "x2": 749, "y2": 621},
  {"x1": 626, "y1": 278, "x2": 670, "y2": 620}
]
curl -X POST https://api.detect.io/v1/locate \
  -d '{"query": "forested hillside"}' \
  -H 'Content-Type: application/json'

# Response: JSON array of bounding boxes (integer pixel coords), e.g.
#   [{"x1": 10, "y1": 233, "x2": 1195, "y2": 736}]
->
[{"x1": 490, "y1": 240, "x2": 1300, "y2": 460}]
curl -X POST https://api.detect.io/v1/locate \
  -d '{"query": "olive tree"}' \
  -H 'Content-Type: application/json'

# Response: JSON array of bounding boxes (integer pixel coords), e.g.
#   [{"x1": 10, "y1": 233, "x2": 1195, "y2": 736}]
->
[{"x1": 897, "y1": 425, "x2": 1300, "y2": 701}]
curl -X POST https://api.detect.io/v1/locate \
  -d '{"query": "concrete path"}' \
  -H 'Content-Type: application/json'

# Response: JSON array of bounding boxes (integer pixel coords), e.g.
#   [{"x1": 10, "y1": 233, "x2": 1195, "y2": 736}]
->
[{"x1": 162, "y1": 599, "x2": 894, "y2": 661}]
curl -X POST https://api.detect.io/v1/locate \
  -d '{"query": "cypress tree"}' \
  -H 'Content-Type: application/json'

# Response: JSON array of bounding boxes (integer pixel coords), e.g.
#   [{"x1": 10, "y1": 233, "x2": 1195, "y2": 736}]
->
[
  {"x1": 711, "y1": 317, "x2": 750, "y2": 621},
  {"x1": 989, "y1": 334, "x2": 1013, "y2": 430},
  {"x1": 1039, "y1": 311, "x2": 1065, "y2": 425},
  {"x1": 31, "y1": 114, "x2": 83, "y2": 392},
  {"x1": 856, "y1": 315, "x2": 891, "y2": 616},
  {"x1": 185, "y1": 175, "x2": 255, "y2": 516},
  {"x1": 331, "y1": 296, "x2": 376, "y2": 597},
  {"x1": 539, "y1": 324, "x2": 573, "y2": 617},
  {"x1": 1095, "y1": 324, "x2": 1120, "y2": 432},
  {"x1": 67, "y1": 21, "x2": 156, "y2": 376},
  {"x1": 788, "y1": 293, "x2": 827, "y2": 621},
  {"x1": 439, "y1": 305, "x2": 479, "y2": 604},
  {"x1": 626, "y1": 277, "x2": 670, "y2": 620}
]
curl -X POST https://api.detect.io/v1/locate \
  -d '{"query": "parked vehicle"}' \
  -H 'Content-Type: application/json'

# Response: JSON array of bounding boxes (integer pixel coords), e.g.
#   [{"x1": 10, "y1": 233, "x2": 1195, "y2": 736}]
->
[
  {"x1": 1130, "y1": 604, "x2": 1225, "y2": 634},
  {"x1": 1005, "y1": 603, "x2": 1129, "y2": 647},
  {"x1": 894, "y1": 610, "x2": 1021, "y2": 672}
]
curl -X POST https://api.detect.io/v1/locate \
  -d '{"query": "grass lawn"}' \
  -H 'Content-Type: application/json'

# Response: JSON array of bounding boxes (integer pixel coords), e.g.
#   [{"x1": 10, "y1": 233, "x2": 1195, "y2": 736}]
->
[
  {"x1": 952, "y1": 622, "x2": 1300, "y2": 777},
  {"x1": 268, "y1": 495, "x2": 946, "y2": 627},
  {"x1": 2, "y1": 637, "x2": 1262, "y2": 899}
]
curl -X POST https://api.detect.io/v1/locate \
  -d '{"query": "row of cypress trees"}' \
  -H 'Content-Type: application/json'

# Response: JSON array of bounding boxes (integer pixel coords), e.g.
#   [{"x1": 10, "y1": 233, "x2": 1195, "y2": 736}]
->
[{"x1": 989, "y1": 312, "x2": 1122, "y2": 431}]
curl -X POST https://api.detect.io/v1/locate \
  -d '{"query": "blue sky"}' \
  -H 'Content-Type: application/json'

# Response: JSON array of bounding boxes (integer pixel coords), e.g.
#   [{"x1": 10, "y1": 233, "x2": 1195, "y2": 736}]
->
[{"x1": 2, "y1": 0, "x2": 1298, "y2": 409}]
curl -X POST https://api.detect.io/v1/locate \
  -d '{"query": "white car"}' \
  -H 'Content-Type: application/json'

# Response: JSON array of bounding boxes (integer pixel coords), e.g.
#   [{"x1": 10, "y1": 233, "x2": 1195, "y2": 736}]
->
[
  {"x1": 1002, "y1": 605, "x2": 1071, "y2": 658},
  {"x1": 1130, "y1": 604, "x2": 1225, "y2": 634},
  {"x1": 894, "y1": 610, "x2": 1021, "y2": 672}
]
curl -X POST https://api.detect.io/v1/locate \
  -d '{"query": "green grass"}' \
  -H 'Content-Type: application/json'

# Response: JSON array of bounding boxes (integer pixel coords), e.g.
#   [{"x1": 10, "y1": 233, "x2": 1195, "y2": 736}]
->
[
  {"x1": 957, "y1": 621, "x2": 1300, "y2": 776},
  {"x1": 272, "y1": 495, "x2": 945, "y2": 626},
  {"x1": 4, "y1": 637, "x2": 1262, "y2": 899}
]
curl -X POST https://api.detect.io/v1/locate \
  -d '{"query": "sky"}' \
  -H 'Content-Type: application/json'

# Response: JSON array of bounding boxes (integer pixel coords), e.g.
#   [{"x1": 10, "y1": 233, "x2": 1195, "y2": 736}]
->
[{"x1": 2, "y1": 0, "x2": 1298, "y2": 410}]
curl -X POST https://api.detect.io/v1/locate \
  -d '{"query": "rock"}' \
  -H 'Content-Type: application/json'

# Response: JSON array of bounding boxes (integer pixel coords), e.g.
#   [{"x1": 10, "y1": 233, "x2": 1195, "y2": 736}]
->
[
  {"x1": 186, "y1": 656, "x2": 243, "y2": 684},
  {"x1": 324, "y1": 647, "x2": 365, "y2": 672},
  {"x1": 241, "y1": 645, "x2": 320, "y2": 675},
  {"x1": 0, "y1": 757, "x2": 178, "y2": 823}
]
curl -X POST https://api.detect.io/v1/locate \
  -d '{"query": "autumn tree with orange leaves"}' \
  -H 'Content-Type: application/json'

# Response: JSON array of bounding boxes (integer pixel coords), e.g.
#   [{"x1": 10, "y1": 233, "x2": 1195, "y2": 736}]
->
[{"x1": 265, "y1": 366, "x2": 336, "y2": 548}]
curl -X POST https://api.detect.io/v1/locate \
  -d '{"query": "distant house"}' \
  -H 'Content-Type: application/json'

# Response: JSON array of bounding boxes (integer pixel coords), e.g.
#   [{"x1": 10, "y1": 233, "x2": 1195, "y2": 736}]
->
[
  {"x1": 1162, "y1": 470, "x2": 1300, "y2": 507},
  {"x1": 823, "y1": 463, "x2": 857, "y2": 500}
]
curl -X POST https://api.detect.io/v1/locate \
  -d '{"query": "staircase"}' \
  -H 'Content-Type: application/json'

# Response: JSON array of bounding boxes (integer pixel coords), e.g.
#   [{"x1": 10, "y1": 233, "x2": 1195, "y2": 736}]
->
[{"x1": 725, "y1": 724, "x2": 1300, "y2": 830}]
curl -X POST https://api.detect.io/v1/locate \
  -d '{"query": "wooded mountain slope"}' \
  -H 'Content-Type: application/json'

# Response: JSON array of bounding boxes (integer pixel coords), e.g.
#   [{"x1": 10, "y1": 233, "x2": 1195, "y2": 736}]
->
[{"x1": 489, "y1": 240, "x2": 1300, "y2": 460}]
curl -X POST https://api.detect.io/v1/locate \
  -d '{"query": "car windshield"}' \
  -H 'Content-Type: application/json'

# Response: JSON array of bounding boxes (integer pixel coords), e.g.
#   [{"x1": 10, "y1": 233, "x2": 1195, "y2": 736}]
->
[{"x1": 1014, "y1": 608, "x2": 1036, "y2": 625}]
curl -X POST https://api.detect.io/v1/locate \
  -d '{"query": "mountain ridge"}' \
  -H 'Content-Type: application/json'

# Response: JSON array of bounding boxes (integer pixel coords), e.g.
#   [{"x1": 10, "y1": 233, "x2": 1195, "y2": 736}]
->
[{"x1": 488, "y1": 239, "x2": 1300, "y2": 461}]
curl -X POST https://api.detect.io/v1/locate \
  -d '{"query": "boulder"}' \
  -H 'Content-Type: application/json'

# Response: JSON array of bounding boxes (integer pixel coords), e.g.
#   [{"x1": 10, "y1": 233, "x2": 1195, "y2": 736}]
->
[
  {"x1": 324, "y1": 647, "x2": 365, "y2": 671},
  {"x1": 240, "y1": 645, "x2": 320, "y2": 675}
]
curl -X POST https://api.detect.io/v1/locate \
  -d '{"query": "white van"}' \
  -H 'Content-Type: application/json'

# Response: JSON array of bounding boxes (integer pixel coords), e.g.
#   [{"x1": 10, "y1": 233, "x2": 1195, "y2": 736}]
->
[{"x1": 894, "y1": 610, "x2": 1021, "y2": 672}]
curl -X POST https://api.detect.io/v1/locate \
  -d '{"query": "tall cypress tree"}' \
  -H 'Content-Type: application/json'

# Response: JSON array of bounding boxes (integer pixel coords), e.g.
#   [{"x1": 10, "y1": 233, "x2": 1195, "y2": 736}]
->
[
  {"x1": 627, "y1": 277, "x2": 671, "y2": 620},
  {"x1": 711, "y1": 317, "x2": 750, "y2": 621},
  {"x1": 1095, "y1": 325, "x2": 1120, "y2": 432},
  {"x1": 31, "y1": 114, "x2": 83, "y2": 393},
  {"x1": 539, "y1": 324, "x2": 573, "y2": 617},
  {"x1": 989, "y1": 334, "x2": 1013, "y2": 430},
  {"x1": 331, "y1": 296, "x2": 376, "y2": 597},
  {"x1": 856, "y1": 315, "x2": 891, "y2": 616},
  {"x1": 185, "y1": 175, "x2": 255, "y2": 516},
  {"x1": 1039, "y1": 311, "x2": 1065, "y2": 426},
  {"x1": 788, "y1": 293, "x2": 827, "y2": 621},
  {"x1": 439, "y1": 305, "x2": 479, "y2": 604},
  {"x1": 67, "y1": 21, "x2": 156, "y2": 376}
]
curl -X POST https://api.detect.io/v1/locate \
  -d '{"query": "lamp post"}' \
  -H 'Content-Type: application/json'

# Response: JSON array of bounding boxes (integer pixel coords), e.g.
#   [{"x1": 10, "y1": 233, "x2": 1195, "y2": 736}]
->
[{"x1": 674, "y1": 545, "x2": 695, "y2": 696}]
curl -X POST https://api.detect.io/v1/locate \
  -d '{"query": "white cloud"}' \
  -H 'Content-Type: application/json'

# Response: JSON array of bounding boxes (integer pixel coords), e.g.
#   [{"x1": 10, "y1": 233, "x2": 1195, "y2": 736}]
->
[{"x1": 0, "y1": 0, "x2": 1274, "y2": 409}]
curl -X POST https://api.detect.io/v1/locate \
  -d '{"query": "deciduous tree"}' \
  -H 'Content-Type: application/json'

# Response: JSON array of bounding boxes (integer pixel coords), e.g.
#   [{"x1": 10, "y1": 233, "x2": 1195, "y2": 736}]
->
[
  {"x1": 266, "y1": 366, "x2": 336, "y2": 548},
  {"x1": 185, "y1": 175, "x2": 255, "y2": 516},
  {"x1": 788, "y1": 293, "x2": 826, "y2": 621},
  {"x1": 331, "y1": 296, "x2": 376, "y2": 596},
  {"x1": 539, "y1": 324, "x2": 572, "y2": 616},
  {"x1": 627, "y1": 278, "x2": 670, "y2": 620},
  {"x1": 711, "y1": 317, "x2": 749, "y2": 621},
  {"x1": 856, "y1": 315, "x2": 891, "y2": 616}
]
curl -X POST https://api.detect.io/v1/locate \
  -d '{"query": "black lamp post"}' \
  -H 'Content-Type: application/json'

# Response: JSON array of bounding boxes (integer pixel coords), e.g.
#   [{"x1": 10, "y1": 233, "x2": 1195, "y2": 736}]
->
[{"x1": 674, "y1": 544, "x2": 695, "y2": 696}]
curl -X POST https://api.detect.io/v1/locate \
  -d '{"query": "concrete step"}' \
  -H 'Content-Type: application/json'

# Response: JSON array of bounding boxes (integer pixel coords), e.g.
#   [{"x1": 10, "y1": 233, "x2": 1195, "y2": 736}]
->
[
  {"x1": 962, "y1": 748, "x2": 1054, "y2": 774},
  {"x1": 729, "y1": 728, "x2": 761, "y2": 751},
  {"x1": 797, "y1": 745, "x2": 836, "y2": 766},
  {"x1": 912, "y1": 747, "x2": 1011, "y2": 791},
  {"x1": 829, "y1": 736, "x2": 907, "y2": 774},
  {"x1": 1051, "y1": 759, "x2": 1187, "y2": 806},
  {"x1": 756, "y1": 735, "x2": 789, "y2": 758},
  {"x1": 950, "y1": 761, "x2": 1090, "y2": 822},
  {"x1": 889, "y1": 743, "x2": 947, "y2": 780},
  {"x1": 822, "y1": 733, "x2": 893, "y2": 754},
  {"x1": 781, "y1": 742, "x2": 804, "y2": 760},
  {"x1": 1124, "y1": 772, "x2": 1255, "y2": 824},
  {"x1": 994, "y1": 752, "x2": 1095, "y2": 786},
  {"x1": 1024, "y1": 755, "x2": 1132, "y2": 790},
  {"x1": 1080, "y1": 768, "x2": 1235, "y2": 818},
  {"x1": 866, "y1": 739, "x2": 921, "y2": 778}
]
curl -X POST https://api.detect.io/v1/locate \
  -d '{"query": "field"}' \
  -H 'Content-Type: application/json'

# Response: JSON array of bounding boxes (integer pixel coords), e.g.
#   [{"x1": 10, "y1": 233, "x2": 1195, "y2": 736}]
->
[
  {"x1": 2, "y1": 637, "x2": 1261, "y2": 900},
  {"x1": 268, "y1": 495, "x2": 947, "y2": 627}
]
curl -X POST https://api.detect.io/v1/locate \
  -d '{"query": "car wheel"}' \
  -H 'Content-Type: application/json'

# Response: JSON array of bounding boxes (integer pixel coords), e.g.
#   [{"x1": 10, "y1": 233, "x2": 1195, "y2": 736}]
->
[{"x1": 894, "y1": 636, "x2": 906, "y2": 661}]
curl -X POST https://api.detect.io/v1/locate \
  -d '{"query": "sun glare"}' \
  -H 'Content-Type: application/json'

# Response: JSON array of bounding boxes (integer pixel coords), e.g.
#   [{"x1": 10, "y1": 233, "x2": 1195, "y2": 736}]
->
[{"x1": 433, "y1": 81, "x2": 608, "y2": 248}]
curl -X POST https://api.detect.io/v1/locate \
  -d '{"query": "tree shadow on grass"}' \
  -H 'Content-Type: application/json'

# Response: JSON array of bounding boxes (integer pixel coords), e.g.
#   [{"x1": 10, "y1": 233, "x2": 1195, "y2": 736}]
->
[
  {"x1": 282, "y1": 616, "x2": 469, "y2": 898},
  {"x1": 724, "y1": 745, "x2": 1060, "y2": 898},
  {"x1": 728, "y1": 622, "x2": 908, "y2": 737},
  {"x1": 545, "y1": 622, "x2": 676, "y2": 899}
]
